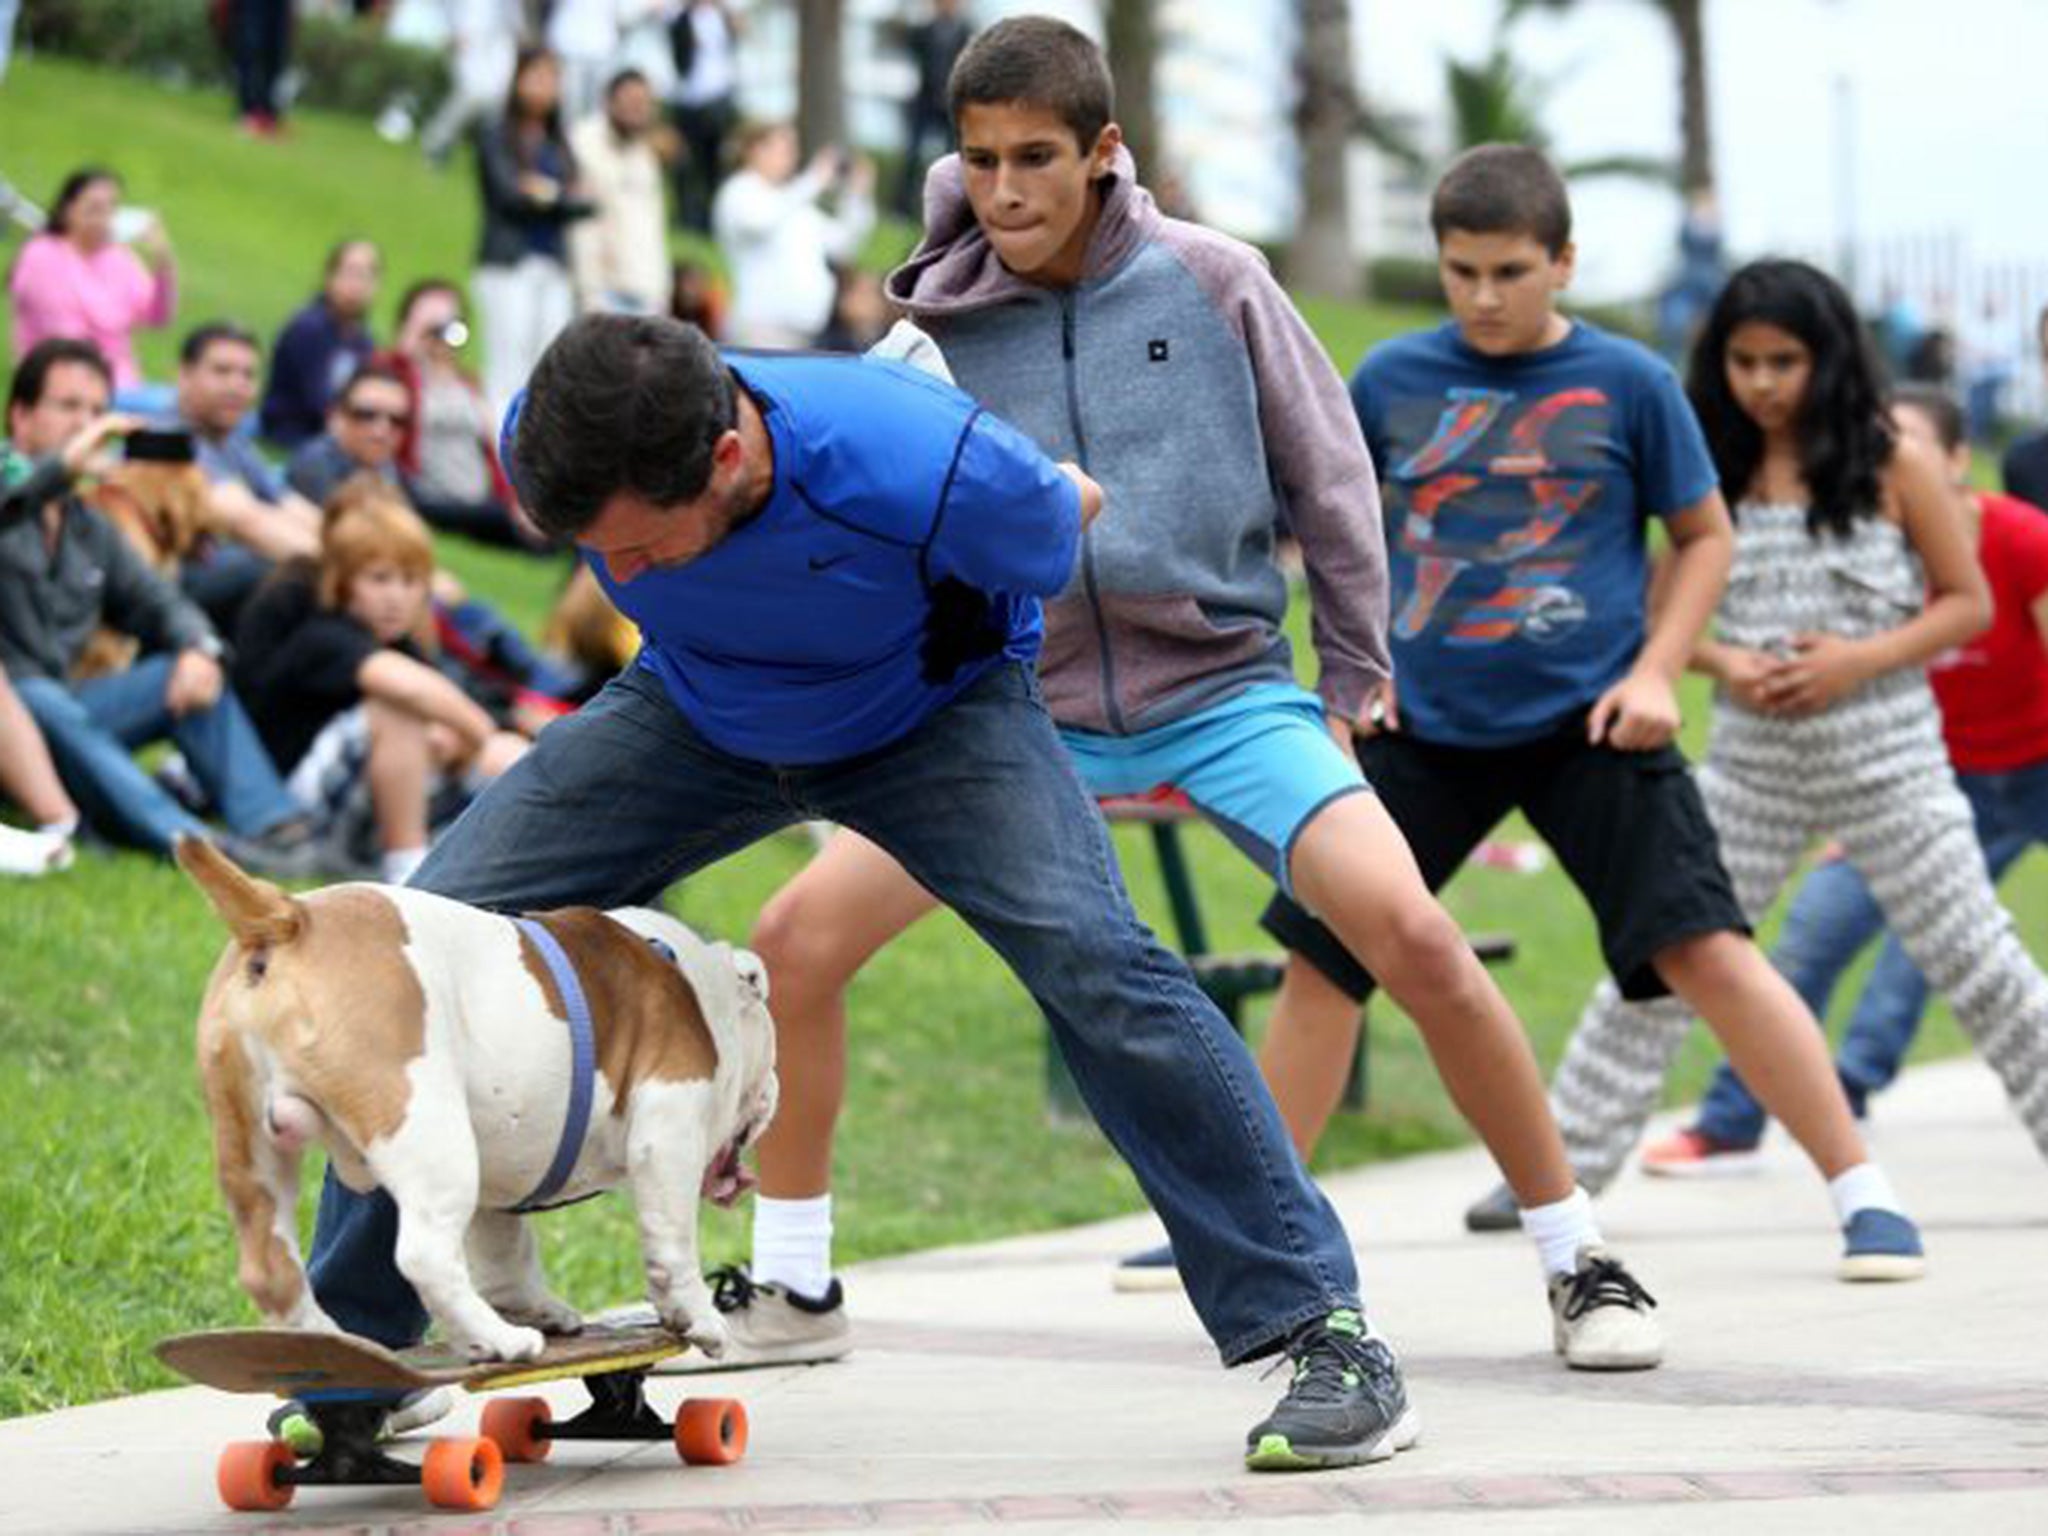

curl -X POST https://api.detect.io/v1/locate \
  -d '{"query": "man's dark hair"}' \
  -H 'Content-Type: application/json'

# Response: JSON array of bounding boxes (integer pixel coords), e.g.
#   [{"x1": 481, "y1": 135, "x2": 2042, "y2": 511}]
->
[
  {"x1": 948, "y1": 16, "x2": 1113, "y2": 152},
  {"x1": 1892, "y1": 383, "x2": 1966, "y2": 454},
  {"x1": 7, "y1": 337, "x2": 113, "y2": 414},
  {"x1": 605, "y1": 66, "x2": 649, "y2": 100},
  {"x1": 179, "y1": 321, "x2": 261, "y2": 369},
  {"x1": 336, "y1": 360, "x2": 413, "y2": 411},
  {"x1": 511, "y1": 314, "x2": 736, "y2": 538},
  {"x1": 1430, "y1": 144, "x2": 1573, "y2": 257}
]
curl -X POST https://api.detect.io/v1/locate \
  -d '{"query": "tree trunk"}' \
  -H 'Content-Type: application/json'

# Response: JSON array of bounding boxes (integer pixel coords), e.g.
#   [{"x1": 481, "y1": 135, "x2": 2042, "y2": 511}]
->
[
  {"x1": 1666, "y1": 0, "x2": 1713, "y2": 195},
  {"x1": 796, "y1": 0, "x2": 847, "y2": 156},
  {"x1": 1286, "y1": 0, "x2": 1359, "y2": 299},
  {"x1": 1104, "y1": 0, "x2": 1161, "y2": 180}
]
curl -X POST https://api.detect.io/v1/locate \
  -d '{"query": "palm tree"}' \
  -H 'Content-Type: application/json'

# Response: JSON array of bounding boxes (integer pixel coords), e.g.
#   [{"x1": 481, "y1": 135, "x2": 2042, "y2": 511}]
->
[
  {"x1": 1105, "y1": 0, "x2": 1162, "y2": 184},
  {"x1": 795, "y1": 0, "x2": 846, "y2": 155},
  {"x1": 1444, "y1": 38, "x2": 1673, "y2": 185},
  {"x1": 1287, "y1": 0, "x2": 1359, "y2": 297},
  {"x1": 1508, "y1": 0, "x2": 1713, "y2": 194}
]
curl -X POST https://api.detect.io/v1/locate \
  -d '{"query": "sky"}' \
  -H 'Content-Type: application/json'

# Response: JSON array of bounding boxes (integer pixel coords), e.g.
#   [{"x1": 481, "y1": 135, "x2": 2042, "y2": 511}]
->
[{"x1": 1357, "y1": 0, "x2": 2048, "y2": 305}]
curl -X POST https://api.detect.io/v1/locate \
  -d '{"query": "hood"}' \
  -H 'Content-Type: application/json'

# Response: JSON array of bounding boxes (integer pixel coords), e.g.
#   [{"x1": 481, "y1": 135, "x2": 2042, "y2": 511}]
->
[{"x1": 885, "y1": 145, "x2": 1161, "y2": 318}]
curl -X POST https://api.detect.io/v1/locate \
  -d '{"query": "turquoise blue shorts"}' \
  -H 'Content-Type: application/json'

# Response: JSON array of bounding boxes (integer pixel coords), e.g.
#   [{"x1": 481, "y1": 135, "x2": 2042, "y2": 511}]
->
[{"x1": 1058, "y1": 682, "x2": 1372, "y2": 898}]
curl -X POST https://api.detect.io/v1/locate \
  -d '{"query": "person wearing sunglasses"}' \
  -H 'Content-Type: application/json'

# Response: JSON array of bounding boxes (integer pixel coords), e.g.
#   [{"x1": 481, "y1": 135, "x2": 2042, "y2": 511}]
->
[{"x1": 286, "y1": 361, "x2": 417, "y2": 509}]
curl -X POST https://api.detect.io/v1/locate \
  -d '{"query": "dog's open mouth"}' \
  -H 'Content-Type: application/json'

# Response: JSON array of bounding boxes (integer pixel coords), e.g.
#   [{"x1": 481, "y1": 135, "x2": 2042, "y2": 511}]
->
[{"x1": 701, "y1": 1126, "x2": 759, "y2": 1208}]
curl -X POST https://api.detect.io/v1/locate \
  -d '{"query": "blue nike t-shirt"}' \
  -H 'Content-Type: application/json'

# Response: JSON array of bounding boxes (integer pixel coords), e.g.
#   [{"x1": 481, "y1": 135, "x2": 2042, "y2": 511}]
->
[
  {"x1": 504, "y1": 351, "x2": 1082, "y2": 763},
  {"x1": 1354, "y1": 321, "x2": 1719, "y2": 747}
]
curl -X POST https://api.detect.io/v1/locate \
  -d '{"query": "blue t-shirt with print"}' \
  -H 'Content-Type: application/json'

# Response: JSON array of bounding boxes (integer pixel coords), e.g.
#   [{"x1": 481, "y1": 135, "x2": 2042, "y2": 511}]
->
[
  {"x1": 505, "y1": 350, "x2": 1081, "y2": 764},
  {"x1": 1354, "y1": 321, "x2": 1718, "y2": 747}
]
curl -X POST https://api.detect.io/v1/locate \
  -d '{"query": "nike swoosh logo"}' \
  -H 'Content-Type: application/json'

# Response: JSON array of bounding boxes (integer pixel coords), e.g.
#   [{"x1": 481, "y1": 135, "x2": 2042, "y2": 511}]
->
[{"x1": 808, "y1": 553, "x2": 855, "y2": 572}]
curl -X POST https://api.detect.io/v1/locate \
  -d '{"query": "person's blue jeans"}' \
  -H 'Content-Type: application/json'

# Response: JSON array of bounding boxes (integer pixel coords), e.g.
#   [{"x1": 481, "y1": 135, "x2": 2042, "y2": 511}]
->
[
  {"x1": 306, "y1": 662, "x2": 1358, "y2": 1365},
  {"x1": 12, "y1": 655, "x2": 300, "y2": 853},
  {"x1": 1697, "y1": 760, "x2": 2048, "y2": 1146}
]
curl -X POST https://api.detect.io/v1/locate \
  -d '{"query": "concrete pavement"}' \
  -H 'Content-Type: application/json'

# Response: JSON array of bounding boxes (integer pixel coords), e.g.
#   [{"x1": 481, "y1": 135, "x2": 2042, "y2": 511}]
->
[{"x1": 3, "y1": 1056, "x2": 2045, "y2": 1533}]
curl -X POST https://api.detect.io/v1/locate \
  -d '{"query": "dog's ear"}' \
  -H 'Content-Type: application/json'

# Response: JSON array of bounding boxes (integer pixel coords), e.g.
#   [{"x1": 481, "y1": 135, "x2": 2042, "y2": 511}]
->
[{"x1": 176, "y1": 835, "x2": 306, "y2": 948}]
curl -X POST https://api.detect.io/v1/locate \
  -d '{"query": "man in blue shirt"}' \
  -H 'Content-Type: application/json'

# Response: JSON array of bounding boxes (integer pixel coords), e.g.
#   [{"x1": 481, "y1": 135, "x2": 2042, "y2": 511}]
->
[{"x1": 301, "y1": 313, "x2": 1387, "y2": 1468}]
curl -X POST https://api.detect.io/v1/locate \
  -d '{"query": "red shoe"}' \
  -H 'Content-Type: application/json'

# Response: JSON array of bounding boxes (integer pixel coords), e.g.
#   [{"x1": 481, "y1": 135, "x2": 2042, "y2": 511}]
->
[{"x1": 1640, "y1": 1126, "x2": 1763, "y2": 1178}]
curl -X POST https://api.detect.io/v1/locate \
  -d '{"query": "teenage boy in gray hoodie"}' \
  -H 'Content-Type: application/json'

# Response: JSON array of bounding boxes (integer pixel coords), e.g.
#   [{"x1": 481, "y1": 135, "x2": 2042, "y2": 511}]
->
[{"x1": 701, "y1": 16, "x2": 1662, "y2": 1447}]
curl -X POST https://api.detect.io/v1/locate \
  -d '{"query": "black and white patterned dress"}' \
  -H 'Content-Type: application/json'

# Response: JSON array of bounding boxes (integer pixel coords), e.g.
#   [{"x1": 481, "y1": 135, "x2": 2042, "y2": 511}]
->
[{"x1": 1547, "y1": 501, "x2": 2048, "y2": 1185}]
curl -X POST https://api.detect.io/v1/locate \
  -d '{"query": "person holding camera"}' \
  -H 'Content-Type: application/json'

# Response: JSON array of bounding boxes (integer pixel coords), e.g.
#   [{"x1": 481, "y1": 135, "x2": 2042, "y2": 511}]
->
[
  {"x1": 712, "y1": 121, "x2": 875, "y2": 348},
  {"x1": 8, "y1": 168, "x2": 177, "y2": 406},
  {"x1": 0, "y1": 338, "x2": 324, "y2": 875}
]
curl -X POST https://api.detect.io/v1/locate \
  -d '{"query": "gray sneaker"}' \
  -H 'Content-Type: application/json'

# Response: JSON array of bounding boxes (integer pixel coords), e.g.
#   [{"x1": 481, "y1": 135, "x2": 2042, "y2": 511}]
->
[
  {"x1": 601, "y1": 1266, "x2": 851, "y2": 1373},
  {"x1": 1548, "y1": 1246, "x2": 1661, "y2": 1371},
  {"x1": 1463, "y1": 1182, "x2": 1520, "y2": 1233}
]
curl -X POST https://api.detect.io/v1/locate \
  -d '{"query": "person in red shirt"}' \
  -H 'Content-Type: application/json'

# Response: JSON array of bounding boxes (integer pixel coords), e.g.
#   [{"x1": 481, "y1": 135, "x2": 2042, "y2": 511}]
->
[{"x1": 1645, "y1": 381, "x2": 2048, "y2": 1170}]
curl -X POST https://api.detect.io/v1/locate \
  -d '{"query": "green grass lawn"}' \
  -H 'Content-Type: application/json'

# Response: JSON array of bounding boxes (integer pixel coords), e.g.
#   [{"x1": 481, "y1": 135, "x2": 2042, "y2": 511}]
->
[{"x1": 3, "y1": 57, "x2": 2043, "y2": 1420}]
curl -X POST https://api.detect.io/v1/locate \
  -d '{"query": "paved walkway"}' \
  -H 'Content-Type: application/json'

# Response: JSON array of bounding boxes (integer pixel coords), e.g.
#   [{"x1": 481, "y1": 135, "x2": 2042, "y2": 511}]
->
[{"x1": 5, "y1": 1057, "x2": 2045, "y2": 1533}]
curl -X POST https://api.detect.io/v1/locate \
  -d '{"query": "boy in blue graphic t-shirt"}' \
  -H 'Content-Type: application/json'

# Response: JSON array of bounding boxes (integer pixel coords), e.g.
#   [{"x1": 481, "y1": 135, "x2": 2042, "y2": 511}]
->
[{"x1": 1260, "y1": 145, "x2": 1924, "y2": 1281}]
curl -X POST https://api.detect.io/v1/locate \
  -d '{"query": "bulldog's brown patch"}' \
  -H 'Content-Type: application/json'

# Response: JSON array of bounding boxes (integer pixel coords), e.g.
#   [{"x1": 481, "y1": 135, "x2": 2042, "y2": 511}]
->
[
  {"x1": 267, "y1": 888, "x2": 431, "y2": 1148},
  {"x1": 518, "y1": 910, "x2": 718, "y2": 1110}
]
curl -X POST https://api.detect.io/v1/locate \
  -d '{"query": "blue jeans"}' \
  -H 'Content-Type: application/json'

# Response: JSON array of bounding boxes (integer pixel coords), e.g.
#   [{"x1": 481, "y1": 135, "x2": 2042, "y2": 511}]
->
[
  {"x1": 307, "y1": 662, "x2": 1358, "y2": 1364},
  {"x1": 1697, "y1": 760, "x2": 2048, "y2": 1145},
  {"x1": 12, "y1": 656, "x2": 299, "y2": 853}
]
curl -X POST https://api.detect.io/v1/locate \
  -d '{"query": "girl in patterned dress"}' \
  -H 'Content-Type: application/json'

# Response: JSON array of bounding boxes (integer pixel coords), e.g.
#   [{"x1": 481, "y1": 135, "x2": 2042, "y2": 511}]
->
[{"x1": 1541, "y1": 261, "x2": 2048, "y2": 1253}]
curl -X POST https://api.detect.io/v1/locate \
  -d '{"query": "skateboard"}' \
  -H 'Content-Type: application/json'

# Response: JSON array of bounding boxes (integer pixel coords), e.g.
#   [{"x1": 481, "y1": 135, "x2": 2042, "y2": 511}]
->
[{"x1": 155, "y1": 1323, "x2": 747, "y2": 1513}]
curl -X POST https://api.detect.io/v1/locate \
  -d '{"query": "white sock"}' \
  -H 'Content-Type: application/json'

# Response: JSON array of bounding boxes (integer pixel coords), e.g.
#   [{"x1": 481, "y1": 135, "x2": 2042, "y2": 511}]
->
[
  {"x1": 1520, "y1": 1186, "x2": 1602, "y2": 1278},
  {"x1": 38, "y1": 817, "x2": 78, "y2": 839},
  {"x1": 1828, "y1": 1162, "x2": 1902, "y2": 1224},
  {"x1": 381, "y1": 845, "x2": 428, "y2": 885},
  {"x1": 751, "y1": 1194, "x2": 834, "y2": 1300}
]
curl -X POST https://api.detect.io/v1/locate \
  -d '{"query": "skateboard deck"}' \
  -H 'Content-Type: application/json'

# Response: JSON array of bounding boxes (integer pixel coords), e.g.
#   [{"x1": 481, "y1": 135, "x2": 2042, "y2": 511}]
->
[
  {"x1": 154, "y1": 1324, "x2": 746, "y2": 1514},
  {"x1": 156, "y1": 1323, "x2": 685, "y2": 1397}
]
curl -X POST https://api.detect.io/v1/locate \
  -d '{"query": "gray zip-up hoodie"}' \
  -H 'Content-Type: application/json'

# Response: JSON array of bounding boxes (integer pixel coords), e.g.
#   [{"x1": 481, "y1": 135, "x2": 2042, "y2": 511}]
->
[{"x1": 886, "y1": 149, "x2": 1389, "y2": 735}]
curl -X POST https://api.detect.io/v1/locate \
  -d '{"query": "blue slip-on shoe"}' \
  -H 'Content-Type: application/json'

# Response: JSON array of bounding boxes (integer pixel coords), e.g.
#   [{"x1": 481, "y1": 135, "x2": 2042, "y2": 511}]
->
[
  {"x1": 1839, "y1": 1207, "x2": 1926, "y2": 1282},
  {"x1": 1111, "y1": 1242, "x2": 1182, "y2": 1294}
]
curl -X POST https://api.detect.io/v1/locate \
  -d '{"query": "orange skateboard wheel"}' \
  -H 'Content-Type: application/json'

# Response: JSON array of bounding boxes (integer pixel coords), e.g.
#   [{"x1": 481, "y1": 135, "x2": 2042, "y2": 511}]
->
[
  {"x1": 421, "y1": 1435, "x2": 505, "y2": 1510},
  {"x1": 217, "y1": 1438, "x2": 295, "y2": 1511},
  {"x1": 480, "y1": 1395, "x2": 554, "y2": 1462},
  {"x1": 674, "y1": 1397, "x2": 747, "y2": 1465}
]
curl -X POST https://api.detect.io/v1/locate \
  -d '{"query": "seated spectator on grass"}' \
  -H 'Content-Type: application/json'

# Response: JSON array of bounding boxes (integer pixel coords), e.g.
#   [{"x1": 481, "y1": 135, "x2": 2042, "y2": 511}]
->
[
  {"x1": 7, "y1": 168, "x2": 177, "y2": 402},
  {"x1": 668, "y1": 257, "x2": 727, "y2": 339},
  {"x1": 383, "y1": 279, "x2": 539, "y2": 548},
  {"x1": 568, "y1": 68, "x2": 671, "y2": 316},
  {"x1": 286, "y1": 360, "x2": 414, "y2": 507},
  {"x1": 0, "y1": 338, "x2": 323, "y2": 875},
  {"x1": 0, "y1": 662, "x2": 80, "y2": 875},
  {"x1": 175, "y1": 321, "x2": 322, "y2": 629},
  {"x1": 233, "y1": 482, "x2": 529, "y2": 885},
  {"x1": 259, "y1": 238, "x2": 382, "y2": 449}
]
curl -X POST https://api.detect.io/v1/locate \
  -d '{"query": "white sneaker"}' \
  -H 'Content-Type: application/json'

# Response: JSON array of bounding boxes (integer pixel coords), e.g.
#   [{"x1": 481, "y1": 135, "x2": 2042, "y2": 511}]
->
[
  {"x1": 0, "y1": 824, "x2": 71, "y2": 877},
  {"x1": 1548, "y1": 1246, "x2": 1662, "y2": 1371},
  {"x1": 601, "y1": 1266, "x2": 852, "y2": 1373}
]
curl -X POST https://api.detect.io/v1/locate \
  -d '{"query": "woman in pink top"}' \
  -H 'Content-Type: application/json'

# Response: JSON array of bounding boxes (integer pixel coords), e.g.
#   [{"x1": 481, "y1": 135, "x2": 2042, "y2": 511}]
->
[{"x1": 8, "y1": 168, "x2": 177, "y2": 392}]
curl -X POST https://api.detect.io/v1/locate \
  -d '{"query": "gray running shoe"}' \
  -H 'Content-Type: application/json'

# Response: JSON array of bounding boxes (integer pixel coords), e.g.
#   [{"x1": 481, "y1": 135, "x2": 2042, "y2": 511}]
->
[
  {"x1": 1463, "y1": 1182, "x2": 1520, "y2": 1232},
  {"x1": 1244, "y1": 1309, "x2": 1421, "y2": 1471}
]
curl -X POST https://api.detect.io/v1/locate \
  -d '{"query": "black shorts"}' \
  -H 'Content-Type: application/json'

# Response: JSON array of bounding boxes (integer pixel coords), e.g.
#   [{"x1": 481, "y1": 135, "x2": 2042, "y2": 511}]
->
[{"x1": 1261, "y1": 713, "x2": 1747, "y2": 1004}]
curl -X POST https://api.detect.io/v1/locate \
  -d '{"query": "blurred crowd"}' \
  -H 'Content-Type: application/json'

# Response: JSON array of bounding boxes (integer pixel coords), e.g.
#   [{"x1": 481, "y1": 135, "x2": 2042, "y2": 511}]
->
[{"x1": 0, "y1": 2, "x2": 977, "y2": 879}]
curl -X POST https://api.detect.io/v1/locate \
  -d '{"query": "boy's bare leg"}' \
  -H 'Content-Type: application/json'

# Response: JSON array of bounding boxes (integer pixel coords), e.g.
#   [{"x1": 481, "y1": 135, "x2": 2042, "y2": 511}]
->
[
  {"x1": 1257, "y1": 957, "x2": 1361, "y2": 1160},
  {"x1": 1288, "y1": 792, "x2": 1575, "y2": 1207},
  {"x1": 748, "y1": 830, "x2": 942, "y2": 1198},
  {"x1": 1655, "y1": 931, "x2": 1867, "y2": 1178}
]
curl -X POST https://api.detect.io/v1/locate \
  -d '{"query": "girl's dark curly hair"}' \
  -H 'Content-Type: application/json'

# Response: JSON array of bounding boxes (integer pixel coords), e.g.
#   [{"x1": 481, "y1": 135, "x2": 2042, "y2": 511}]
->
[{"x1": 1686, "y1": 257, "x2": 1893, "y2": 539}]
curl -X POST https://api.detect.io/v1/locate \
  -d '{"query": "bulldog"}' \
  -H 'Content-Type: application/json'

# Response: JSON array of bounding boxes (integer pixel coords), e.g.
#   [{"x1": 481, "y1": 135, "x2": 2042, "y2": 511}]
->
[{"x1": 176, "y1": 835, "x2": 778, "y2": 1363}]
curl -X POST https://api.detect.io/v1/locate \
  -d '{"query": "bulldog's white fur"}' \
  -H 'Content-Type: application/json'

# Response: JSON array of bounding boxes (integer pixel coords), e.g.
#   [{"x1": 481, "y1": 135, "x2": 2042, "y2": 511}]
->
[{"x1": 177, "y1": 837, "x2": 778, "y2": 1363}]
